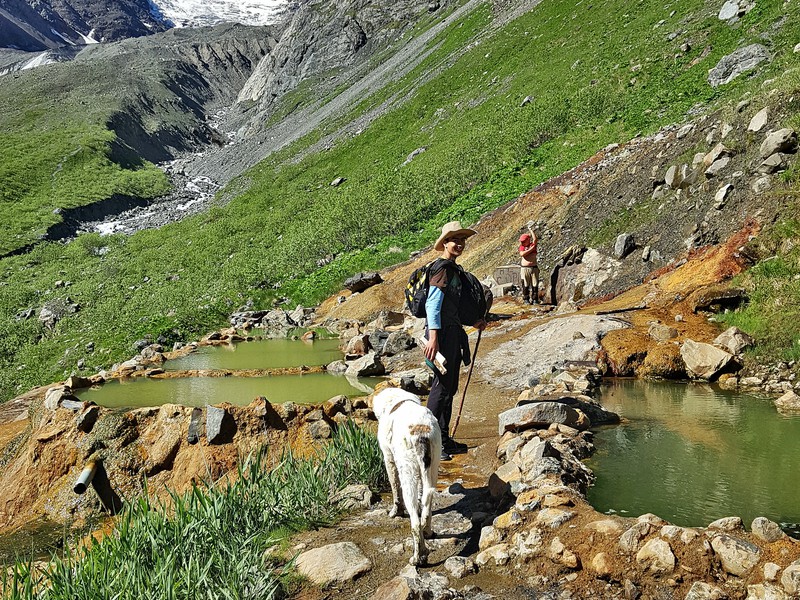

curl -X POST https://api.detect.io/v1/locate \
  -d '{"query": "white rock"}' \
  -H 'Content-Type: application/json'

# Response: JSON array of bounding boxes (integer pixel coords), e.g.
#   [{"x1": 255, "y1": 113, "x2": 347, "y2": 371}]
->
[
  {"x1": 755, "y1": 583, "x2": 793, "y2": 600},
  {"x1": 443, "y1": 556, "x2": 476, "y2": 578},
  {"x1": 534, "y1": 508, "x2": 577, "y2": 529},
  {"x1": 636, "y1": 537, "x2": 675, "y2": 573},
  {"x1": 619, "y1": 521, "x2": 651, "y2": 553},
  {"x1": 763, "y1": 562, "x2": 781, "y2": 582},
  {"x1": 751, "y1": 517, "x2": 786, "y2": 542},
  {"x1": 479, "y1": 525, "x2": 503, "y2": 550},
  {"x1": 295, "y1": 542, "x2": 371, "y2": 585},
  {"x1": 781, "y1": 560, "x2": 800, "y2": 595},
  {"x1": 513, "y1": 528, "x2": 545, "y2": 559},
  {"x1": 714, "y1": 184, "x2": 734, "y2": 206},
  {"x1": 751, "y1": 176, "x2": 772, "y2": 194},
  {"x1": 710, "y1": 534, "x2": 761, "y2": 576},
  {"x1": 475, "y1": 543, "x2": 512, "y2": 566},
  {"x1": 681, "y1": 340, "x2": 735, "y2": 380},
  {"x1": 718, "y1": 0, "x2": 739, "y2": 20},
  {"x1": 748, "y1": 107, "x2": 769, "y2": 132},
  {"x1": 686, "y1": 581, "x2": 726, "y2": 600},
  {"x1": 585, "y1": 519, "x2": 625, "y2": 536},
  {"x1": 713, "y1": 326, "x2": 753, "y2": 354},
  {"x1": 708, "y1": 516, "x2": 744, "y2": 531},
  {"x1": 746, "y1": 584, "x2": 790, "y2": 599},
  {"x1": 774, "y1": 390, "x2": 800, "y2": 412}
]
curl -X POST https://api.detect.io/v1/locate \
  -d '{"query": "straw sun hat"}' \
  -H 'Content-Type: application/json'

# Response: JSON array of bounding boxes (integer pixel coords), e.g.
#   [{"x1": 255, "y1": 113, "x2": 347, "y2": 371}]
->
[{"x1": 434, "y1": 221, "x2": 477, "y2": 251}]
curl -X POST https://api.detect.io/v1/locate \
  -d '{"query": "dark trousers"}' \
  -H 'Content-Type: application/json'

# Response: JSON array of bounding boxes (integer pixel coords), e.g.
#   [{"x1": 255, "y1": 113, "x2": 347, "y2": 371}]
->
[{"x1": 427, "y1": 324, "x2": 462, "y2": 439}]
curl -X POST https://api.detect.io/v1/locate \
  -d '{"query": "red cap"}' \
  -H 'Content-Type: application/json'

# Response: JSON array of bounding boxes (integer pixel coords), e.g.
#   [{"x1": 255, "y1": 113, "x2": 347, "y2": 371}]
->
[{"x1": 519, "y1": 233, "x2": 531, "y2": 243}]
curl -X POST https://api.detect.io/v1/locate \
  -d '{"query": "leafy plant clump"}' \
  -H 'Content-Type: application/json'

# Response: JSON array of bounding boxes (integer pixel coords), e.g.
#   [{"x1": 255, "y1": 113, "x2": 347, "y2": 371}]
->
[{"x1": 1, "y1": 421, "x2": 387, "y2": 600}]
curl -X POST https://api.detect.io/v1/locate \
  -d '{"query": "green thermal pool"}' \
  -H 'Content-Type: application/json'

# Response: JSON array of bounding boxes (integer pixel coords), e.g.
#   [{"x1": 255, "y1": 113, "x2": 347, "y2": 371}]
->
[
  {"x1": 164, "y1": 337, "x2": 344, "y2": 371},
  {"x1": 76, "y1": 372, "x2": 377, "y2": 408},
  {"x1": 587, "y1": 380, "x2": 800, "y2": 535}
]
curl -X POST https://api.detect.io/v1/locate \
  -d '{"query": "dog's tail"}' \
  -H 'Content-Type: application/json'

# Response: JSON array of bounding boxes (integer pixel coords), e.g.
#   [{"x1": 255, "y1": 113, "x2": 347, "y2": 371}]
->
[{"x1": 410, "y1": 425, "x2": 441, "y2": 514}]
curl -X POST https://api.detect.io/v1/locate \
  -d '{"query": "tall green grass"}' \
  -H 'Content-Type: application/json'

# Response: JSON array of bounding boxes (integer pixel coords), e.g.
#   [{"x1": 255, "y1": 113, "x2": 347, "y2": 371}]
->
[
  {"x1": 717, "y1": 217, "x2": 800, "y2": 364},
  {"x1": 1, "y1": 421, "x2": 387, "y2": 599}
]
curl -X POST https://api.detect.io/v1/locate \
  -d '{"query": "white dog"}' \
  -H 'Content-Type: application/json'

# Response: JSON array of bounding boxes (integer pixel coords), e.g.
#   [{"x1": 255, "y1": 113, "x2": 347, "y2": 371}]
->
[{"x1": 372, "y1": 387, "x2": 442, "y2": 566}]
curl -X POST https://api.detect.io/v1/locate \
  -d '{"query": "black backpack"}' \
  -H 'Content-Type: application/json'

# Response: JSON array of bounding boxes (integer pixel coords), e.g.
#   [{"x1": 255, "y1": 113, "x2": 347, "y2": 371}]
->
[
  {"x1": 404, "y1": 260, "x2": 437, "y2": 318},
  {"x1": 405, "y1": 259, "x2": 492, "y2": 325},
  {"x1": 458, "y1": 270, "x2": 493, "y2": 326}
]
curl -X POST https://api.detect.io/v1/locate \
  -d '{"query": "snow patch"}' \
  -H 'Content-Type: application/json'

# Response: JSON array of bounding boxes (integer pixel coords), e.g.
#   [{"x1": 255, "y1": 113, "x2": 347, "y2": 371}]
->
[
  {"x1": 49, "y1": 28, "x2": 75, "y2": 45},
  {"x1": 22, "y1": 52, "x2": 53, "y2": 70},
  {"x1": 153, "y1": 0, "x2": 287, "y2": 27},
  {"x1": 79, "y1": 30, "x2": 99, "y2": 44}
]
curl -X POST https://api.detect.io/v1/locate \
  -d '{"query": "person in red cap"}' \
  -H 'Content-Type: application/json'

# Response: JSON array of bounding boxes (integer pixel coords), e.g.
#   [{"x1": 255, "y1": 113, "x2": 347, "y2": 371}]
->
[{"x1": 519, "y1": 231, "x2": 539, "y2": 304}]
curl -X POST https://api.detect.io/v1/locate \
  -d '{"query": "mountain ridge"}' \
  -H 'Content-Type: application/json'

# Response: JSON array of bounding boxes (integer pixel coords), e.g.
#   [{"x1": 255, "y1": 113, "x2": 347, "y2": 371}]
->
[{"x1": 0, "y1": 0, "x2": 287, "y2": 53}]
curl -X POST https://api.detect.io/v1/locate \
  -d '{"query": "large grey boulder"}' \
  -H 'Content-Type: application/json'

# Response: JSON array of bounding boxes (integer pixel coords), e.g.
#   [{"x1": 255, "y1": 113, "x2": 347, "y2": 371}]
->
[
  {"x1": 680, "y1": 339, "x2": 735, "y2": 380},
  {"x1": 704, "y1": 143, "x2": 732, "y2": 167},
  {"x1": 708, "y1": 44, "x2": 770, "y2": 87},
  {"x1": 759, "y1": 129, "x2": 798, "y2": 158},
  {"x1": 343, "y1": 271, "x2": 383, "y2": 293},
  {"x1": 205, "y1": 405, "x2": 228, "y2": 444},
  {"x1": 718, "y1": 0, "x2": 755, "y2": 20},
  {"x1": 295, "y1": 542, "x2": 371, "y2": 585},
  {"x1": 710, "y1": 534, "x2": 761, "y2": 576},
  {"x1": 774, "y1": 390, "x2": 800, "y2": 412},
  {"x1": 635, "y1": 538, "x2": 675, "y2": 574},
  {"x1": 518, "y1": 393, "x2": 619, "y2": 425},
  {"x1": 782, "y1": 559, "x2": 800, "y2": 596},
  {"x1": 758, "y1": 153, "x2": 789, "y2": 175},
  {"x1": 345, "y1": 351, "x2": 385, "y2": 377},
  {"x1": 497, "y1": 402, "x2": 590, "y2": 435},
  {"x1": 381, "y1": 331, "x2": 415, "y2": 356},
  {"x1": 750, "y1": 517, "x2": 786, "y2": 543},
  {"x1": 260, "y1": 309, "x2": 298, "y2": 331},
  {"x1": 613, "y1": 233, "x2": 635, "y2": 260},
  {"x1": 713, "y1": 326, "x2": 754, "y2": 355},
  {"x1": 705, "y1": 157, "x2": 731, "y2": 178},
  {"x1": 748, "y1": 107, "x2": 769, "y2": 133},
  {"x1": 551, "y1": 248, "x2": 621, "y2": 305}
]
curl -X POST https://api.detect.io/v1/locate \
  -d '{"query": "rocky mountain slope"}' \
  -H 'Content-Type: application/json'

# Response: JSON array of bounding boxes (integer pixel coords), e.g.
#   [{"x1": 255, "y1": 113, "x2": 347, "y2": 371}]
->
[{"x1": 0, "y1": 0, "x2": 170, "y2": 51}]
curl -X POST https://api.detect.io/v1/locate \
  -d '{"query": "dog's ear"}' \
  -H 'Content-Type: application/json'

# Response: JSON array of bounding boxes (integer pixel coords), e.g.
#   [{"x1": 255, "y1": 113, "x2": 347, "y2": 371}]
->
[{"x1": 368, "y1": 391, "x2": 383, "y2": 418}]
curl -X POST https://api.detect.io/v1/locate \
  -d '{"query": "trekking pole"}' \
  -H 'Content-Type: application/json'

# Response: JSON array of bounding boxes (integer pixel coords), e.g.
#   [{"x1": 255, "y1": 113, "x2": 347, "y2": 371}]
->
[{"x1": 450, "y1": 328, "x2": 482, "y2": 439}]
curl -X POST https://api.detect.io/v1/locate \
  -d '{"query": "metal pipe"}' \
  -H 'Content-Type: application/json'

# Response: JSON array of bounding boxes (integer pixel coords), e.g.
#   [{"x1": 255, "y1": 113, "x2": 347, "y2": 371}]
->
[{"x1": 73, "y1": 459, "x2": 98, "y2": 494}]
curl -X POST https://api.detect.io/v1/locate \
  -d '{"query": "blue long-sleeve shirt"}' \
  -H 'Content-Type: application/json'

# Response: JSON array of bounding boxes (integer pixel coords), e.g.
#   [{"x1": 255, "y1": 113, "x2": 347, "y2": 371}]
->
[{"x1": 425, "y1": 285, "x2": 445, "y2": 330}]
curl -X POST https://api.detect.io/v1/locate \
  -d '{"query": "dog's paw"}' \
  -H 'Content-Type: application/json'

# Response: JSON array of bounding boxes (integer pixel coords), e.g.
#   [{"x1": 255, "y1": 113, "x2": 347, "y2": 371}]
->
[
  {"x1": 388, "y1": 505, "x2": 405, "y2": 518},
  {"x1": 409, "y1": 553, "x2": 427, "y2": 567}
]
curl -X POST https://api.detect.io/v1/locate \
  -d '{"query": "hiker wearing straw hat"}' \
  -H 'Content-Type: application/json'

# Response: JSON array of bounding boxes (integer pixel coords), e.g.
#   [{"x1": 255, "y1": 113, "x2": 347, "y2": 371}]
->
[{"x1": 424, "y1": 221, "x2": 487, "y2": 461}]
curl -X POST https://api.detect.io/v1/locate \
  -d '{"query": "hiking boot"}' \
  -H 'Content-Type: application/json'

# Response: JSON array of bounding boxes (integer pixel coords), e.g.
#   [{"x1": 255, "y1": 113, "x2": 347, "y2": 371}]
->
[
  {"x1": 440, "y1": 448, "x2": 452, "y2": 461},
  {"x1": 443, "y1": 437, "x2": 468, "y2": 453}
]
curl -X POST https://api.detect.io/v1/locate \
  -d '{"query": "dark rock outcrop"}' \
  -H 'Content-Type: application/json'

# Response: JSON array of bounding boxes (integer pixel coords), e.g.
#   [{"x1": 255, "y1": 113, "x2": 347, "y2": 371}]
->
[{"x1": 0, "y1": 0, "x2": 171, "y2": 52}]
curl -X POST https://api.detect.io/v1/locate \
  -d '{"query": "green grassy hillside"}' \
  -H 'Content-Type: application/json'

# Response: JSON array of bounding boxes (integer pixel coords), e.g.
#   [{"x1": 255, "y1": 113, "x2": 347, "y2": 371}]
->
[{"x1": 0, "y1": 0, "x2": 799, "y2": 403}]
